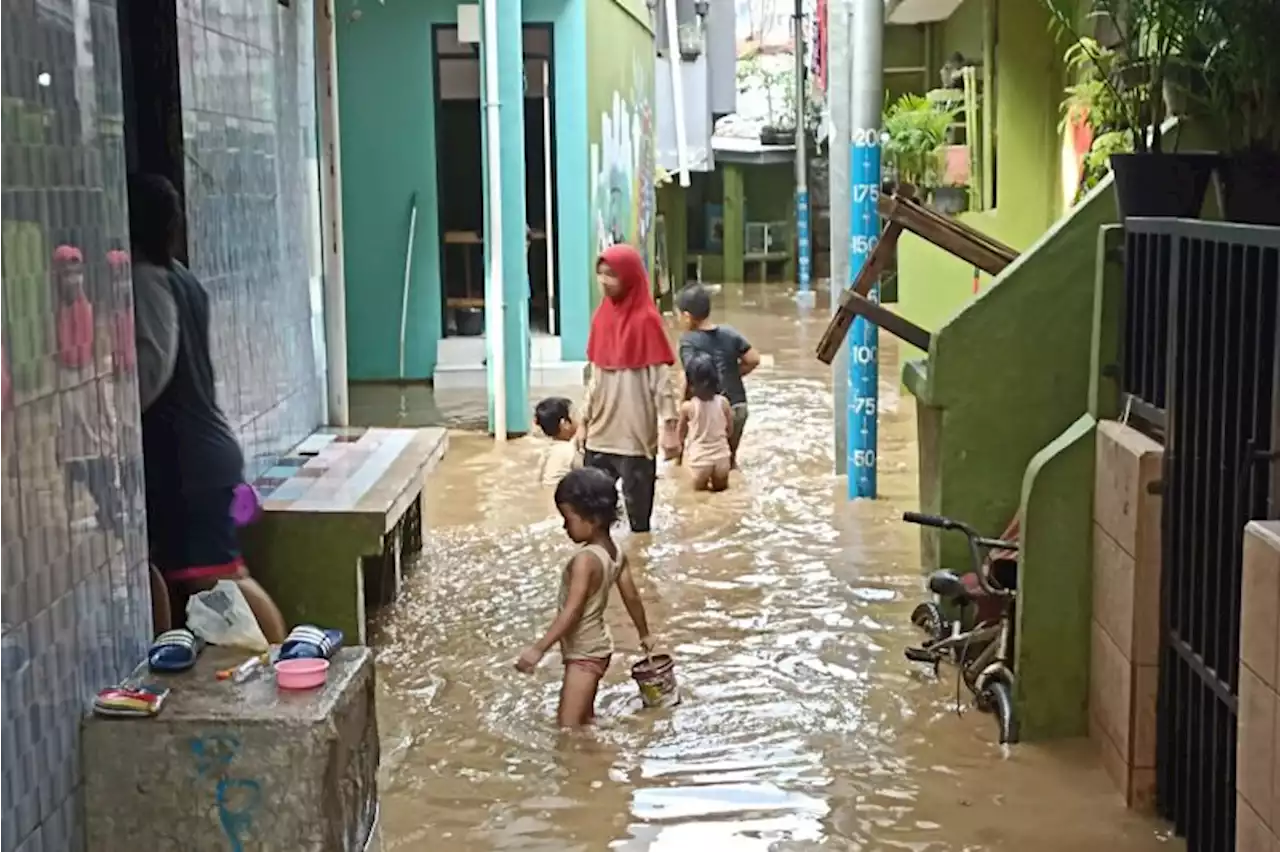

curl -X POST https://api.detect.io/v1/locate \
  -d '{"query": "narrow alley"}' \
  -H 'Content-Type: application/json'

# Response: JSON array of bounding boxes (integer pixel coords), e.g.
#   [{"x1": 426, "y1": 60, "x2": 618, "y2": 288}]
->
[{"x1": 368, "y1": 287, "x2": 1174, "y2": 851}]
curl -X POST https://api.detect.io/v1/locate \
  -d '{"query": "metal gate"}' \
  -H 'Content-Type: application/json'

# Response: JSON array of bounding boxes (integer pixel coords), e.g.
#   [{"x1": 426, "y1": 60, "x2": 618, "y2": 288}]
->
[{"x1": 1121, "y1": 219, "x2": 1280, "y2": 852}]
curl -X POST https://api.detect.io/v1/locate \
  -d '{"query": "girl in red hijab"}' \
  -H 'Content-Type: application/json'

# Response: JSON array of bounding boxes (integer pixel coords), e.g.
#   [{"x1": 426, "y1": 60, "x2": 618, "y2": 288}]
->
[
  {"x1": 579, "y1": 244, "x2": 678, "y2": 533},
  {"x1": 53, "y1": 244, "x2": 94, "y2": 369}
]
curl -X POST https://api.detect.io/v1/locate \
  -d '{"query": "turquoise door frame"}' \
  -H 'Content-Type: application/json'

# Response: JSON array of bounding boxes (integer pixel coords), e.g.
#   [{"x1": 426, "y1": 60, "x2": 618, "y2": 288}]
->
[{"x1": 336, "y1": 0, "x2": 589, "y2": 384}]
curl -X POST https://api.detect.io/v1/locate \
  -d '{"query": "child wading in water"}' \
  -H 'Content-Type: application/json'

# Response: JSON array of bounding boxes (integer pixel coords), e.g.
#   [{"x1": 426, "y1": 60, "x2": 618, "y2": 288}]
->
[
  {"x1": 534, "y1": 396, "x2": 582, "y2": 487},
  {"x1": 676, "y1": 283, "x2": 760, "y2": 468},
  {"x1": 516, "y1": 467, "x2": 654, "y2": 727},
  {"x1": 677, "y1": 352, "x2": 733, "y2": 492}
]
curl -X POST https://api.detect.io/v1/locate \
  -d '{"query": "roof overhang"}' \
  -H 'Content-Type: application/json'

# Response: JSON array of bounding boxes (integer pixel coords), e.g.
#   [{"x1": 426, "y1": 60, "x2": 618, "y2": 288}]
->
[{"x1": 885, "y1": 0, "x2": 965, "y2": 25}]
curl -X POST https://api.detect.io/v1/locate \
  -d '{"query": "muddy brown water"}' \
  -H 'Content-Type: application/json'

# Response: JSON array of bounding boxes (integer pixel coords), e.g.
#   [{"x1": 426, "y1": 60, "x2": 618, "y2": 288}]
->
[{"x1": 367, "y1": 286, "x2": 1178, "y2": 851}]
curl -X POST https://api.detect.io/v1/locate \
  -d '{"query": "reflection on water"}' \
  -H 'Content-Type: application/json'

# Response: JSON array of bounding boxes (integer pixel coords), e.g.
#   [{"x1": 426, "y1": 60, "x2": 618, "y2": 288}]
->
[{"x1": 370, "y1": 286, "x2": 1177, "y2": 851}]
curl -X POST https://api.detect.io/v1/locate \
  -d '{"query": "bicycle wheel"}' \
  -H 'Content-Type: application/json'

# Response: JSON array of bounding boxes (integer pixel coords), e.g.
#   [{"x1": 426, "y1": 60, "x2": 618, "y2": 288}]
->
[
  {"x1": 981, "y1": 680, "x2": 1019, "y2": 744},
  {"x1": 909, "y1": 602, "x2": 949, "y2": 643}
]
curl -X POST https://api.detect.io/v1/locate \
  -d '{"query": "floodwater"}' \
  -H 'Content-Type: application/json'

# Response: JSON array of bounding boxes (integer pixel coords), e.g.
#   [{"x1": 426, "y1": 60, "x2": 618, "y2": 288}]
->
[{"x1": 367, "y1": 286, "x2": 1178, "y2": 851}]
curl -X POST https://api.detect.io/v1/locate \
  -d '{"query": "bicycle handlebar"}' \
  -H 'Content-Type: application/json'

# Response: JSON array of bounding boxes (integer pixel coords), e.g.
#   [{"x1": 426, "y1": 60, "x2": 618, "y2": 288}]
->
[{"x1": 901, "y1": 511, "x2": 1018, "y2": 596}]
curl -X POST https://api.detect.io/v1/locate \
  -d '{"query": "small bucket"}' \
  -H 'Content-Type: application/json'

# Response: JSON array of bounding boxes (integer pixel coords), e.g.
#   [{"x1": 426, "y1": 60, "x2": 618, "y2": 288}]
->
[{"x1": 631, "y1": 654, "x2": 680, "y2": 709}]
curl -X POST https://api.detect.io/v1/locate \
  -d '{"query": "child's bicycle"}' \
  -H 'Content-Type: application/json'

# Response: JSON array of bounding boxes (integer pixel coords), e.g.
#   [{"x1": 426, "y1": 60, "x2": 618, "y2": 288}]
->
[{"x1": 901, "y1": 512, "x2": 1022, "y2": 744}]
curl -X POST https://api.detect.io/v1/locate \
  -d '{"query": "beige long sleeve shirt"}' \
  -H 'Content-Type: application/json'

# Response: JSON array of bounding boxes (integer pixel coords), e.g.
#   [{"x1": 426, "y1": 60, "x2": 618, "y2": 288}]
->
[{"x1": 581, "y1": 364, "x2": 678, "y2": 459}]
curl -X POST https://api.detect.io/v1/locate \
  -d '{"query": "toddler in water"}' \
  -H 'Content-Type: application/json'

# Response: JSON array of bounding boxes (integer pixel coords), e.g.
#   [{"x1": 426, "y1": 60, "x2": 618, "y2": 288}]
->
[
  {"x1": 677, "y1": 352, "x2": 733, "y2": 492},
  {"x1": 516, "y1": 467, "x2": 654, "y2": 727},
  {"x1": 534, "y1": 396, "x2": 583, "y2": 487}
]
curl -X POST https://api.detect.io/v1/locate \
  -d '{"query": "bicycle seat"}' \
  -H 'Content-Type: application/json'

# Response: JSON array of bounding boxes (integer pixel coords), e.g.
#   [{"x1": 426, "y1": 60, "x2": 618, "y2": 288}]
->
[{"x1": 927, "y1": 570, "x2": 973, "y2": 603}]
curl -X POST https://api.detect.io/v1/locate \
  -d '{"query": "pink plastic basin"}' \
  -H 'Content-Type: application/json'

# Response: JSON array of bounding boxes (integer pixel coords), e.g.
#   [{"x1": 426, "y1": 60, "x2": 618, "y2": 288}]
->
[{"x1": 274, "y1": 658, "x2": 330, "y2": 690}]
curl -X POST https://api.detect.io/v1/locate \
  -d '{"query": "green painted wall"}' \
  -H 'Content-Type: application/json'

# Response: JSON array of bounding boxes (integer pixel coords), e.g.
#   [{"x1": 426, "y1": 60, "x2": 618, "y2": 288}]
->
[
  {"x1": 585, "y1": 0, "x2": 655, "y2": 312},
  {"x1": 1016, "y1": 413, "x2": 1097, "y2": 740},
  {"x1": 897, "y1": 0, "x2": 1065, "y2": 356},
  {"x1": 743, "y1": 164, "x2": 796, "y2": 224},
  {"x1": 902, "y1": 179, "x2": 1117, "y2": 575},
  {"x1": 337, "y1": 3, "x2": 442, "y2": 381},
  {"x1": 337, "y1": 0, "x2": 592, "y2": 380}
]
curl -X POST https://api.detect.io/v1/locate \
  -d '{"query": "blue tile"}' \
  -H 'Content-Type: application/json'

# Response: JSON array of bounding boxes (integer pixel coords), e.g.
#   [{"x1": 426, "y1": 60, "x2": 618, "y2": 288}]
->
[{"x1": 1, "y1": 0, "x2": 323, "y2": 846}]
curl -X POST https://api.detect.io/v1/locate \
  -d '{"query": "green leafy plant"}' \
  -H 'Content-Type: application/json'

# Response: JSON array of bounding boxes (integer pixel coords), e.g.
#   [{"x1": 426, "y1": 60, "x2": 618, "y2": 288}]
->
[
  {"x1": 736, "y1": 55, "x2": 789, "y2": 128},
  {"x1": 881, "y1": 94, "x2": 957, "y2": 188},
  {"x1": 1040, "y1": 0, "x2": 1201, "y2": 154},
  {"x1": 1189, "y1": 0, "x2": 1280, "y2": 154}
]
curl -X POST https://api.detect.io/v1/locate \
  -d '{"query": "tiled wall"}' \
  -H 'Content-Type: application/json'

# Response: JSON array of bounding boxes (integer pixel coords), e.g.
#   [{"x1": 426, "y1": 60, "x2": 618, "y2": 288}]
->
[
  {"x1": 1237, "y1": 522, "x2": 1280, "y2": 852},
  {"x1": 1090, "y1": 420, "x2": 1164, "y2": 812},
  {"x1": 0, "y1": 0, "x2": 323, "y2": 849},
  {"x1": 178, "y1": 0, "x2": 325, "y2": 470}
]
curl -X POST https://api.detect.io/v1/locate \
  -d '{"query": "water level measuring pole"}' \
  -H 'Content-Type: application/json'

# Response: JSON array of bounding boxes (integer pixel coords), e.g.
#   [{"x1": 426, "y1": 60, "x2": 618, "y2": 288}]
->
[
  {"x1": 847, "y1": 0, "x2": 883, "y2": 499},
  {"x1": 793, "y1": 0, "x2": 813, "y2": 308}
]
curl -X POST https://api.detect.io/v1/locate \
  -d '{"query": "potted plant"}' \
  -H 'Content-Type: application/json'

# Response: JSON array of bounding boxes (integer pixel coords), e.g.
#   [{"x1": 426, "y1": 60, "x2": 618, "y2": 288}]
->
[
  {"x1": 881, "y1": 94, "x2": 957, "y2": 204},
  {"x1": 737, "y1": 55, "x2": 795, "y2": 145},
  {"x1": 1041, "y1": 0, "x2": 1218, "y2": 217},
  {"x1": 1191, "y1": 0, "x2": 1280, "y2": 224}
]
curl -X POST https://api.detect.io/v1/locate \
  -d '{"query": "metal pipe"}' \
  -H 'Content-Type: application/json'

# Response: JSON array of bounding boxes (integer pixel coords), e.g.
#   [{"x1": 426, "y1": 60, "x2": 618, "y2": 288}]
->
[
  {"x1": 664, "y1": 0, "x2": 692, "y2": 187},
  {"x1": 828, "y1": 0, "x2": 851, "y2": 472},
  {"x1": 483, "y1": 0, "x2": 508, "y2": 441},
  {"x1": 793, "y1": 0, "x2": 812, "y2": 305},
  {"x1": 315, "y1": 0, "x2": 349, "y2": 426},
  {"x1": 542, "y1": 60, "x2": 556, "y2": 336},
  {"x1": 398, "y1": 192, "x2": 419, "y2": 381},
  {"x1": 847, "y1": 0, "x2": 883, "y2": 499}
]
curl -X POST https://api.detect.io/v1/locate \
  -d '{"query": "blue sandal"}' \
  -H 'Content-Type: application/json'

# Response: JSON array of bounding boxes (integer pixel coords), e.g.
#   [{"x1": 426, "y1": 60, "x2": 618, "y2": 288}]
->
[
  {"x1": 278, "y1": 625, "x2": 343, "y2": 661},
  {"x1": 148, "y1": 629, "x2": 204, "y2": 672}
]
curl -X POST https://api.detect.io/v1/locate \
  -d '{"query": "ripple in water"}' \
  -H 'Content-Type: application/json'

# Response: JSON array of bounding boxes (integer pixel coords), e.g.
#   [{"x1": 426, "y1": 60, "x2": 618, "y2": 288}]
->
[{"x1": 369, "y1": 288, "x2": 1177, "y2": 852}]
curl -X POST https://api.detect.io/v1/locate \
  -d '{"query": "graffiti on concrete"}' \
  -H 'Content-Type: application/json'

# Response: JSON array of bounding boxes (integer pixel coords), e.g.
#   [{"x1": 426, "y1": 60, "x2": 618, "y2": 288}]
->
[{"x1": 589, "y1": 59, "x2": 654, "y2": 268}]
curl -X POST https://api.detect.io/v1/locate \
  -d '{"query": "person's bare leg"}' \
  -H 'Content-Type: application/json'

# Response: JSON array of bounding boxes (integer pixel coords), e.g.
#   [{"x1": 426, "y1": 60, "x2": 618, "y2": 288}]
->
[
  {"x1": 690, "y1": 466, "x2": 712, "y2": 491},
  {"x1": 232, "y1": 570, "x2": 287, "y2": 644},
  {"x1": 709, "y1": 460, "x2": 731, "y2": 492},
  {"x1": 149, "y1": 565, "x2": 172, "y2": 635},
  {"x1": 557, "y1": 663, "x2": 603, "y2": 728}
]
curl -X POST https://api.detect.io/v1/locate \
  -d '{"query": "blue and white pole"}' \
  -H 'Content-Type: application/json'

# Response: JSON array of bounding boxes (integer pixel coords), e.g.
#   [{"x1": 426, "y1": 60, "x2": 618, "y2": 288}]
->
[{"x1": 846, "y1": 0, "x2": 883, "y2": 499}]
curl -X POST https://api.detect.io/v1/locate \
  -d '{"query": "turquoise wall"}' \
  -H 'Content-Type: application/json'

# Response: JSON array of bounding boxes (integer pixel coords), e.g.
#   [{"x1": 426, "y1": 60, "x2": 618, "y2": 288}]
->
[{"x1": 336, "y1": 0, "x2": 589, "y2": 380}]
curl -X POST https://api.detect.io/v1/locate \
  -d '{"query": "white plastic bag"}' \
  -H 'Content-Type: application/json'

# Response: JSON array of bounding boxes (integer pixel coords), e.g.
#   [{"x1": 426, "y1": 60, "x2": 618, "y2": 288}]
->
[{"x1": 186, "y1": 580, "x2": 269, "y2": 653}]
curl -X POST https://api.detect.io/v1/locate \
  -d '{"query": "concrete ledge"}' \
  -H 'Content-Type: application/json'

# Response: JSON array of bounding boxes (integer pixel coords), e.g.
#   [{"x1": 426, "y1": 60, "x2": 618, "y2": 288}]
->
[
  {"x1": 240, "y1": 427, "x2": 447, "y2": 642},
  {"x1": 83, "y1": 647, "x2": 378, "y2": 852}
]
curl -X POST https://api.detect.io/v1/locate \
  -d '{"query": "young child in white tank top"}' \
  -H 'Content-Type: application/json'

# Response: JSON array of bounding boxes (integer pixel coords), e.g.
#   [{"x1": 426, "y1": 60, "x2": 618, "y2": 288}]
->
[
  {"x1": 677, "y1": 352, "x2": 732, "y2": 492},
  {"x1": 515, "y1": 467, "x2": 655, "y2": 727}
]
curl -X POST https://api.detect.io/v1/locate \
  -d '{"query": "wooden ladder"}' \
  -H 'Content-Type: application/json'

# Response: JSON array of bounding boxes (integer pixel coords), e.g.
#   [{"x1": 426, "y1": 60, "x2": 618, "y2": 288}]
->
[{"x1": 815, "y1": 189, "x2": 1019, "y2": 364}]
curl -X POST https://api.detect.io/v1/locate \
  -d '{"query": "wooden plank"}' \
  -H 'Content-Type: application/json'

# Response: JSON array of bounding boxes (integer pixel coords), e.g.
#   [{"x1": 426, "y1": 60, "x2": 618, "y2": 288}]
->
[
  {"x1": 815, "y1": 222, "x2": 903, "y2": 364},
  {"x1": 879, "y1": 194, "x2": 1016, "y2": 275},
  {"x1": 816, "y1": 188, "x2": 1019, "y2": 363},
  {"x1": 838, "y1": 292, "x2": 933, "y2": 351}
]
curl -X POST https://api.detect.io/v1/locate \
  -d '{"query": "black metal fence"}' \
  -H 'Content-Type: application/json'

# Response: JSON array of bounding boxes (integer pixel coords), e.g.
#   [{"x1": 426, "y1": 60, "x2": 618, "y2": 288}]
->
[{"x1": 1121, "y1": 219, "x2": 1280, "y2": 852}]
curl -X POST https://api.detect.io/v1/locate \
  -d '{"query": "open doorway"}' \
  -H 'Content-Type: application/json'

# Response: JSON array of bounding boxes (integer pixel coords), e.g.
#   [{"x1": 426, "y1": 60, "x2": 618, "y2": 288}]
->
[{"x1": 432, "y1": 24, "x2": 559, "y2": 338}]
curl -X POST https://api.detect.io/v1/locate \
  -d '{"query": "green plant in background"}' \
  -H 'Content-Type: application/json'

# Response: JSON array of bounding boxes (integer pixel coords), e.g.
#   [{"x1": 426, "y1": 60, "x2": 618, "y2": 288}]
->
[
  {"x1": 736, "y1": 55, "x2": 789, "y2": 129},
  {"x1": 1190, "y1": 0, "x2": 1280, "y2": 155},
  {"x1": 1040, "y1": 0, "x2": 1200, "y2": 155},
  {"x1": 1057, "y1": 37, "x2": 1133, "y2": 198},
  {"x1": 881, "y1": 94, "x2": 957, "y2": 189}
]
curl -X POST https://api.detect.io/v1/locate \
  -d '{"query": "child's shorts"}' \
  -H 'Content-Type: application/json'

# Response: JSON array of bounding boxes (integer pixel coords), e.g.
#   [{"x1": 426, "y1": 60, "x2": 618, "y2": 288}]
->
[{"x1": 566, "y1": 654, "x2": 612, "y2": 678}]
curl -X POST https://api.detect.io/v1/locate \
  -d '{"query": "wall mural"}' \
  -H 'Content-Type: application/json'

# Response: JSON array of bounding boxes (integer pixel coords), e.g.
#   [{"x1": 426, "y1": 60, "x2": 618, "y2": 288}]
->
[{"x1": 589, "y1": 58, "x2": 655, "y2": 269}]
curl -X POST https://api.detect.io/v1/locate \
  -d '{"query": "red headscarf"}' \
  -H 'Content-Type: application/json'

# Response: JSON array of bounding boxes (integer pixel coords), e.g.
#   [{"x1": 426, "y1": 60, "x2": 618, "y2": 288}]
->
[
  {"x1": 53, "y1": 245, "x2": 94, "y2": 369},
  {"x1": 107, "y1": 249, "x2": 136, "y2": 373},
  {"x1": 587, "y1": 244, "x2": 675, "y2": 370}
]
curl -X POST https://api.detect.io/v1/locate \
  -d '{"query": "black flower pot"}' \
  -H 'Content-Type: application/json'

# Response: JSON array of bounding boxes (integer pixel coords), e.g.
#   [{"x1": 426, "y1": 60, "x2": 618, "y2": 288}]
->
[
  {"x1": 1216, "y1": 148, "x2": 1280, "y2": 226},
  {"x1": 1109, "y1": 152, "x2": 1219, "y2": 218},
  {"x1": 760, "y1": 126, "x2": 796, "y2": 146}
]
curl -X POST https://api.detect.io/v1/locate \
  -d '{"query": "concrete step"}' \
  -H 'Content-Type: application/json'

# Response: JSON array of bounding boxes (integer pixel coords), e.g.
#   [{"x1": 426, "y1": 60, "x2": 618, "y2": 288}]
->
[
  {"x1": 437, "y1": 333, "x2": 562, "y2": 368},
  {"x1": 433, "y1": 360, "x2": 588, "y2": 392}
]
